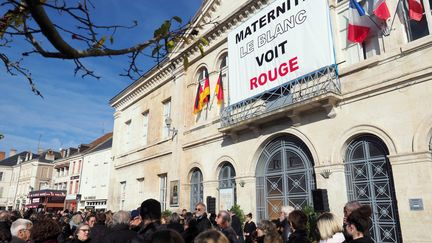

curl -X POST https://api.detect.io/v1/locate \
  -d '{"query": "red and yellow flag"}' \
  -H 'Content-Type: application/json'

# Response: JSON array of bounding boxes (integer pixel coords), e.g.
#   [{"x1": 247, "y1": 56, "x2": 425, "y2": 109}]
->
[
  {"x1": 215, "y1": 71, "x2": 224, "y2": 105},
  {"x1": 193, "y1": 82, "x2": 203, "y2": 114},
  {"x1": 200, "y1": 73, "x2": 210, "y2": 106}
]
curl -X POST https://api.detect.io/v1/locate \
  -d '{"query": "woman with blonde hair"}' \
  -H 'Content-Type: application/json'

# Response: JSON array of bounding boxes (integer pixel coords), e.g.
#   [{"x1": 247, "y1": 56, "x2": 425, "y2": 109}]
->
[{"x1": 316, "y1": 213, "x2": 345, "y2": 243}]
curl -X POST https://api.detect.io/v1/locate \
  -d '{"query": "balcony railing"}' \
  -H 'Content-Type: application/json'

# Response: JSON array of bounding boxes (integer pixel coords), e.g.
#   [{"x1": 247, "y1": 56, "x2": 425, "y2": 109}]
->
[{"x1": 220, "y1": 65, "x2": 341, "y2": 129}]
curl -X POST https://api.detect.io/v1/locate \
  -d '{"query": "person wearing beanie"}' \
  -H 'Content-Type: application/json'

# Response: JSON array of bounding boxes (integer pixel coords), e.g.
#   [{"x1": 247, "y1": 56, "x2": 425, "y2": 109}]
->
[
  {"x1": 129, "y1": 199, "x2": 164, "y2": 243},
  {"x1": 129, "y1": 209, "x2": 143, "y2": 232}
]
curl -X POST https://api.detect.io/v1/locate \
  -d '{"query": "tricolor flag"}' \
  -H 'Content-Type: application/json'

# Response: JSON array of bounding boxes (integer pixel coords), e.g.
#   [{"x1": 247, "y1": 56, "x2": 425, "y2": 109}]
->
[
  {"x1": 214, "y1": 71, "x2": 224, "y2": 105},
  {"x1": 193, "y1": 82, "x2": 203, "y2": 114},
  {"x1": 408, "y1": 0, "x2": 424, "y2": 21},
  {"x1": 200, "y1": 72, "x2": 210, "y2": 107},
  {"x1": 348, "y1": 0, "x2": 370, "y2": 43},
  {"x1": 373, "y1": 0, "x2": 390, "y2": 21}
]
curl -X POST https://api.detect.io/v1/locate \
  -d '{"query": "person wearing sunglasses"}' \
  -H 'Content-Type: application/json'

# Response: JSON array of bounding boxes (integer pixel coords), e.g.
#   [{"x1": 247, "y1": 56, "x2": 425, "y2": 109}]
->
[{"x1": 195, "y1": 202, "x2": 212, "y2": 233}]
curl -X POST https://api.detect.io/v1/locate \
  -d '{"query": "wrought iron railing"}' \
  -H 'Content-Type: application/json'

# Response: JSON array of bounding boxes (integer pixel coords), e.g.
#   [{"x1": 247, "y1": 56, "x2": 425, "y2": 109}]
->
[{"x1": 220, "y1": 65, "x2": 340, "y2": 128}]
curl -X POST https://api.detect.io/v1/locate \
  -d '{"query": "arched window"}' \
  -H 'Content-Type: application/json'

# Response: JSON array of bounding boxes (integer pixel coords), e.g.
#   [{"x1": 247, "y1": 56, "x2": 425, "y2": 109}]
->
[
  {"x1": 219, "y1": 54, "x2": 228, "y2": 71},
  {"x1": 256, "y1": 135, "x2": 315, "y2": 220},
  {"x1": 197, "y1": 67, "x2": 208, "y2": 84},
  {"x1": 345, "y1": 135, "x2": 402, "y2": 242},
  {"x1": 190, "y1": 168, "x2": 203, "y2": 211},
  {"x1": 218, "y1": 163, "x2": 236, "y2": 210}
]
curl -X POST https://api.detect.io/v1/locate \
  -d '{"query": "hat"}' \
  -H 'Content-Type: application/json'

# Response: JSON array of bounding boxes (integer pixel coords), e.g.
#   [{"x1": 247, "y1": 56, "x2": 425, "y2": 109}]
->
[
  {"x1": 140, "y1": 199, "x2": 161, "y2": 220},
  {"x1": 130, "y1": 209, "x2": 140, "y2": 219}
]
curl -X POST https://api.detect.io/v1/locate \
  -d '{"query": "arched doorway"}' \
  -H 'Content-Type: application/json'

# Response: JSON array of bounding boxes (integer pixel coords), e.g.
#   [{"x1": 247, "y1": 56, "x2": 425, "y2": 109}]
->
[
  {"x1": 345, "y1": 135, "x2": 402, "y2": 242},
  {"x1": 256, "y1": 135, "x2": 315, "y2": 220},
  {"x1": 190, "y1": 168, "x2": 203, "y2": 211},
  {"x1": 218, "y1": 162, "x2": 236, "y2": 210}
]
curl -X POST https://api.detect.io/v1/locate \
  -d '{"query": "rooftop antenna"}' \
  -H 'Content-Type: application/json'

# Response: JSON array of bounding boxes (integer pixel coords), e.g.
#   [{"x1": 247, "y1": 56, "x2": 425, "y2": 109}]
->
[{"x1": 101, "y1": 122, "x2": 105, "y2": 134}]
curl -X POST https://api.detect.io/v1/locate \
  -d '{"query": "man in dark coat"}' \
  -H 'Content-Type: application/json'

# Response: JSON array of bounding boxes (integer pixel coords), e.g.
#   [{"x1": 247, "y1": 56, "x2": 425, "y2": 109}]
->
[
  {"x1": 129, "y1": 199, "x2": 164, "y2": 243},
  {"x1": 229, "y1": 211, "x2": 244, "y2": 243},
  {"x1": 217, "y1": 210, "x2": 238, "y2": 243},
  {"x1": 89, "y1": 213, "x2": 109, "y2": 243},
  {"x1": 194, "y1": 202, "x2": 212, "y2": 233},
  {"x1": 104, "y1": 211, "x2": 136, "y2": 243}
]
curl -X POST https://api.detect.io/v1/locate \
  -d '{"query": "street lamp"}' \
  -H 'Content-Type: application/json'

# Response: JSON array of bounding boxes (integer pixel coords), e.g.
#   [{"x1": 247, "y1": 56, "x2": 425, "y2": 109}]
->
[{"x1": 164, "y1": 117, "x2": 178, "y2": 140}]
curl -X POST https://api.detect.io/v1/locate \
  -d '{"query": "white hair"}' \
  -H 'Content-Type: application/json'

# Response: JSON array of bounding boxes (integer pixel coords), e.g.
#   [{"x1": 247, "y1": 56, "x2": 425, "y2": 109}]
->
[
  {"x1": 113, "y1": 210, "x2": 130, "y2": 225},
  {"x1": 10, "y1": 219, "x2": 32, "y2": 236}
]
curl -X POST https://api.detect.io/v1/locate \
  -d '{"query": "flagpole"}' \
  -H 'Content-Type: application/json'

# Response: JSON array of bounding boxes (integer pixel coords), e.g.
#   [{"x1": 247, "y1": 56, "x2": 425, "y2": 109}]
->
[{"x1": 387, "y1": 0, "x2": 403, "y2": 36}]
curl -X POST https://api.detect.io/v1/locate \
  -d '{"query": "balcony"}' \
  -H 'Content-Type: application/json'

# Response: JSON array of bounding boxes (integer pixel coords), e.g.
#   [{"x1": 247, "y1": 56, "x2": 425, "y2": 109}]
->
[{"x1": 219, "y1": 65, "x2": 341, "y2": 134}]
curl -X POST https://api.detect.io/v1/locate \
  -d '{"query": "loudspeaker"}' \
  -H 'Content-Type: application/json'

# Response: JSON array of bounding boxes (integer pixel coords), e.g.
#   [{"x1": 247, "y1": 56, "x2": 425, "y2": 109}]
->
[
  {"x1": 312, "y1": 189, "x2": 329, "y2": 212},
  {"x1": 206, "y1": 196, "x2": 216, "y2": 214}
]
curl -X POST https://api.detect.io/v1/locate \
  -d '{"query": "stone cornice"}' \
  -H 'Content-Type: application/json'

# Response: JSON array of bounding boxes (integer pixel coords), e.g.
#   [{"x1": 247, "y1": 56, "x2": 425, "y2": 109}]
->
[{"x1": 110, "y1": 0, "x2": 271, "y2": 111}]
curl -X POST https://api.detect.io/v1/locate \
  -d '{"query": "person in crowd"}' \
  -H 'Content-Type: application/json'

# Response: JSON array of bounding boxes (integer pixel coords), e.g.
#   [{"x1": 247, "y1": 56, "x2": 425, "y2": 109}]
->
[
  {"x1": 10, "y1": 219, "x2": 32, "y2": 243},
  {"x1": 103, "y1": 210, "x2": 137, "y2": 243},
  {"x1": 130, "y1": 198, "x2": 164, "y2": 243},
  {"x1": 278, "y1": 206, "x2": 294, "y2": 243},
  {"x1": 181, "y1": 213, "x2": 200, "y2": 243},
  {"x1": 161, "y1": 212, "x2": 170, "y2": 225},
  {"x1": 180, "y1": 209, "x2": 187, "y2": 224},
  {"x1": 243, "y1": 213, "x2": 256, "y2": 243},
  {"x1": 58, "y1": 216, "x2": 73, "y2": 243},
  {"x1": 254, "y1": 220, "x2": 277, "y2": 243},
  {"x1": 344, "y1": 206, "x2": 373, "y2": 243},
  {"x1": 150, "y1": 229, "x2": 185, "y2": 243},
  {"x1": 0, "y1": 211, "x2": 11, "y2": 242},
  {"x1": 69, "y1": 214, "x2": 83, "y2": 232},
  {"x1": 195, "y1": 202, "x2": 212, "y2": 233},
  {"x1": 316, "y1": 212, "x2": 345, "y2": 243},
  {"x1": 68, "y1": 223, "x2": 91, "y2": 243},
  {"x1": 89, "y1": 213, "x2": 109, "y2": 243},
  {"x1": 209, "y1": 213, "x2": 217, "y2": 228},
  {"x1": 105, "y1": 211, "x2": 113, "y2": 228},
  {"x1": 31, "y1": 216, "x2": 62, "y2": 243},
  {"x1": 85, "y1": 215, "x2": 96, "y2": 229},
  {"x1": 129, "y1": 209, "x2": 142, "y2": 232},
  {"x1": 229, "y1": 210, "x2": 244, "y2": 243},
  {"x1": 195, "y1": 229, "x2": 230, "y2": 243},
  {"x1": 216, "y1": 210, "x2": 238, "y2": 243},
  {"x1": 342, "y1": 201, "x2": 361, "y2": 242},
  {"x1": 287, "y1": 210, "x2": 310, "y2": 243},
  {"x1": 264, "y1": 231, "x2": 282, "y2": 243},
  {"x1": 167, "y1": 212, "x2": 183, "y2": 233}
]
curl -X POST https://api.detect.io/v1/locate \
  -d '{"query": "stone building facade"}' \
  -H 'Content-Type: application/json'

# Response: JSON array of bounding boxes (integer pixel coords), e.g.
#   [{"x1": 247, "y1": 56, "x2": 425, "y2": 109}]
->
[{"x1": 109, "y1": 0, "x2": 432, "y2": 242}]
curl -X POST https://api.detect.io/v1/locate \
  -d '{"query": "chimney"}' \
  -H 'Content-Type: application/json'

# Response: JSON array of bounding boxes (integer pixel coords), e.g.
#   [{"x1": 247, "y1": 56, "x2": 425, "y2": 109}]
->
[
  {"x1": 9, "y1": 148, "x2": 17, "y2": 157},
  {"x1": 0, "y1": 152, "x2": 5, "y2": 161}
]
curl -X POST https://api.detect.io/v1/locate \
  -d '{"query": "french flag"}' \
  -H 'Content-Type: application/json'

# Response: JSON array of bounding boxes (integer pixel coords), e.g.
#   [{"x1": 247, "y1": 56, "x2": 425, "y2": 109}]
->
[
  {"x1": 348, "y1": 0, "x2": 370, "y2": 43},
  {"x1": 408, "y1": 0, "x2": 424, "y2": 21},
  {"x1": 373, "y1": 0, "x2": 390, "y2": 21}
]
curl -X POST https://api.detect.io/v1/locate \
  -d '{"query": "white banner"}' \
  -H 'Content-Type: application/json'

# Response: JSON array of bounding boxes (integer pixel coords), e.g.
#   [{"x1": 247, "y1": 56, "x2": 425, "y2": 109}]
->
[
  {"x1": 219, "y1": 188, "x2": 234, "y2": 211},
  {"x1": 228, "y1": 0, "x2": 335, "y2": 104}
]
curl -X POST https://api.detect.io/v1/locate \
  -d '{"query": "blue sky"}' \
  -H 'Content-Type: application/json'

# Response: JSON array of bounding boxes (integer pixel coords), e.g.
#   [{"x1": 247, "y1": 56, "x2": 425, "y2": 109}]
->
[{"x1": 0, "y1": 0, "x2": 202, "y2": 155}]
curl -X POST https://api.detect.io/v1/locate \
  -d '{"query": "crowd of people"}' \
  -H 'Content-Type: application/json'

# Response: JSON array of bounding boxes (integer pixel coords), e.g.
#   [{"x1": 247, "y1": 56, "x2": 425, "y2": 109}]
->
[{"x1": 0, "y1": 199, "x2": 373, "y2": 243}]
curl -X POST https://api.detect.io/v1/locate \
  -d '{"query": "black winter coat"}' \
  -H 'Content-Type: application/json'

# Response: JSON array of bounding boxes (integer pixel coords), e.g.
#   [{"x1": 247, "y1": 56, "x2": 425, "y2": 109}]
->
[
  {"x1": 89, "y1": 223, "x2": 109, "y2": 243},
  {"x1": 287, "y1": 229, "x2": 311, "y2": 243},
  {"x1": 128, "y1": 222, "x2": 163, "y2": 243},
  {"x1": 103, "y1": 224, "x2": 136, "y2": 243},
  {"x1": 195, "y1": 213, "x2": 212, "y2": 233},
  {"x1": 221, "y1": 227, "x2": 239, "y2": 243}
]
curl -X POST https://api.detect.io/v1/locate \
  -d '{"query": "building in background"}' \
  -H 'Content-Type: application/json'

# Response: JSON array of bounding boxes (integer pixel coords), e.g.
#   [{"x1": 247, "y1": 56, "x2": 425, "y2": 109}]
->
[
  {"x1": 78, "y1": 134, "x2": 113, "y2": 212},
  {"x1": 109, "y1": 0, "x2": 432, "y2": 242},
  {"x1": 2, "y1": 150, "x2": 61, "y2": 210}
]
